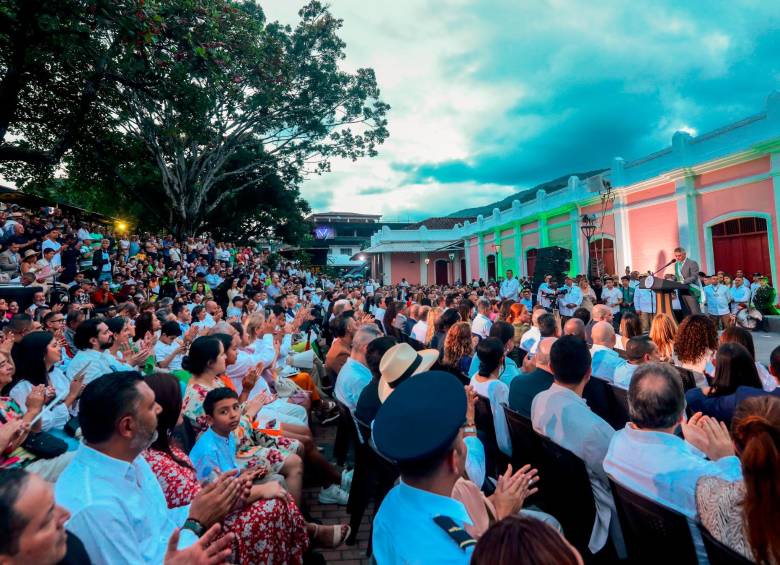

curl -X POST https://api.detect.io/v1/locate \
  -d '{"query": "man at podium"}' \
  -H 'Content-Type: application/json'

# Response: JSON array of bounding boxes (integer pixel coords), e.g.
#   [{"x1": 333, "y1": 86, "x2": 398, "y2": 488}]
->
[{"x1": 672, "y1": 247, "x2": 702, "y2": 315}]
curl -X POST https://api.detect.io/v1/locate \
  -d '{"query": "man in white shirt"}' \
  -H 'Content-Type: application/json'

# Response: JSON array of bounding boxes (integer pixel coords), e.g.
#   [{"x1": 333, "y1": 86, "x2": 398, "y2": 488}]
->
[
  {"x1": 632, "y1": 286, "x2": 655, "y2": 333},
  {"x1": 520, "y1": 307, "x2": 545, "y2": 354},
  {"x1": 154, "y1": 321, "x2": 187, "y2": 371},
  {"x1": 704, "y1": 274, "x2": 732, "y2": 330},
  {"x1": 470, "y1": 298, "x2": 493, "y2": 340},
  {"x1": 335, "y1": 325, "x2": 382, "y2": 413},
  {"x1": 66, "y1": 318, "x2": 120, "y2": 384},
  {"x1": 532, "y1": 336, "x2": 623, "y2": 556},
  {"x1": 55, "y1": 371, "x2": 241, "y2": 564},
  {"x1": 537, "y1": 275, "x2": 554, "y2": 310},
  {"x1": 40, "y1": 228, "x2": 63, "y2": 270},
  {"x1": 590, "y1": 321, "x2": 628, "y2": 383},
  {"x1": 730, "y1": 275, "x2": 751, "y2": 314},
  {"x1": 613, "y1": 336, "x2": 659, "y2": 389},
  {"x1": 410, "y1": 305, "x2": 431, "y2": 343},
  {"x1": 604, "y1": 363, "x2": 742, "y2": 564},
  {"x1": 557, "y1": 276, "x2": 582, "y2": 319},
  {"x1": 600, "y1": 277, "x2": 622, "y2": 319},
  {"x1": 499, "y1": 269, "x2": 520, "y2": 301}
]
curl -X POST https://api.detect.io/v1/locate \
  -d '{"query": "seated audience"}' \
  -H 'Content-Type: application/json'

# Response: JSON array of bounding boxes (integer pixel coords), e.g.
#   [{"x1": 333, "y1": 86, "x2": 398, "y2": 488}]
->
[
  {"x1": 438, "y1": 321, "x2": 474, "y2": 384},
  {"x1": 673, "y1": 314, "x2": 718, "y2": 387},
  {"x1": 54, "y1": 371, "x2": 243, "y2": 564},
  {"x1": 470, "y1": 515, "x2": 583, "y2": 565},
  {"x1": 686, "y1": 343, "x2": 778, "y2": 426},
  {"x1": 696, "y1": 396, "x2": 780, "y2": 564},
  {"x1": 0, "y1": 351, "x2": 74, "y2": 481},
  {"x1": 470, "y1": 337, "x2": 512, "y2": 457},
  {"x1": 471, "y1": 298, "x2": 493, "y2": 340},
  {"x1": 590, "y1": 321, "x2": 628, "y2": 383},
  {"x1": 8, "y1": 331, "x2": 83, "y2": 433},
  {"x1": 324, "y1": 314, "x2": 356, "y2": 377},
  {"x1": 532, "y1": 335, "x2": 619, "y2": 555},
  {"x1": 719, "y1": 326, "x2": 777, "y2": 391},
  {"x1": 604, "y1": 362, "x2": 742, "y2": 563},
  {"x1": 468, "y1": 321, "x2": 519, "y2": 386},
  {"x1": 563, "y1": 317, "x2": 586, "y2": 340},
  {"x1": 354, "y1": 336, "x2": 397, "y2": 433},
  {"x1": 613, "y1": 336, "x2": 659, "y2": 390},
  {"x1": 509, "y1": 337, "x2": 556, "y2": 419},
  {"x1": 334, "y1": 324, "x2": 382, "y2": 413},
  {"x1": 649, "y1": 312, "x2": 676, "y2": 362},
  {"x1": 617, "y1": 310, "x2": 642, "y2": 350}
]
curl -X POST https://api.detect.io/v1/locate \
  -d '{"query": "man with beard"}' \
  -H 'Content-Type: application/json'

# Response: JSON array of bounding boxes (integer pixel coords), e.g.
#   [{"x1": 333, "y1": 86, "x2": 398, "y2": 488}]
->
[
  {"x1": 55, "y1": 371, "x2": 241, "y2": 564},
  {"x1": 65, "y1": 317, "x2": 118, "y2": 384}
]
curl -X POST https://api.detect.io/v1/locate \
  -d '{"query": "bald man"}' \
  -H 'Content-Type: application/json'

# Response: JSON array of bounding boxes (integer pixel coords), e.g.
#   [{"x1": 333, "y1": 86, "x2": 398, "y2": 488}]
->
[
  {"x1": 509, "y1": 337, "x2": 557, "y2": 418},
  {"x1": 564, "y1": 317, "x2": 586, "y2": 341},
  {"x1": 586, "y1": 304, "x2": 623, "y2": 345},
  {"x1": 590, "y1": 321, "x2": 628, "y2": 383}
]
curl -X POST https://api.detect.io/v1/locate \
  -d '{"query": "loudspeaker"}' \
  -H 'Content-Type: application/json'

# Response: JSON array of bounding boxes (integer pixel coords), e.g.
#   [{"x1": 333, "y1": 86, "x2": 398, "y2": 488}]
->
[{"x1": 532, "y1": 246, "x2": 571, "y2": 289}]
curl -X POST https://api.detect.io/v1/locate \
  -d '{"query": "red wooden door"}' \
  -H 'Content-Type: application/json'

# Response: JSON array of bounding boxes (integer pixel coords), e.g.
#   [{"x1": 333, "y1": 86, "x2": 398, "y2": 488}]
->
[
  {"x1": 435, "y1": 260, "x2": 449, "y2": 285},
  {"x1": 590, "y1": 239, "x2": 616, "y2": 276},
  {"x1": 712, "y1": 218, "x2": 771, "y2": 281},
  {"x1": 486, "y1": 255, "x2": 496, "y2": 281},
  {"x1": 460, "y1": 259, "x2": 467, "y2": 283}
]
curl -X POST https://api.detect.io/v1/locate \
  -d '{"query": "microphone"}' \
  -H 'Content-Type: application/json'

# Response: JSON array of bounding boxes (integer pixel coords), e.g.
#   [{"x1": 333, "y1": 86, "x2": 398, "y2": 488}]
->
[{"x1": 651, "y1": 258, "x2": 676, "y2": 277}]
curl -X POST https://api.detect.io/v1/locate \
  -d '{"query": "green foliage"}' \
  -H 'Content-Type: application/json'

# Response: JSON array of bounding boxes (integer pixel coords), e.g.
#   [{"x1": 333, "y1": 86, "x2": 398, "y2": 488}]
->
[{"x1": 0, "y1": 0, "x2": 389, "y2": 240}]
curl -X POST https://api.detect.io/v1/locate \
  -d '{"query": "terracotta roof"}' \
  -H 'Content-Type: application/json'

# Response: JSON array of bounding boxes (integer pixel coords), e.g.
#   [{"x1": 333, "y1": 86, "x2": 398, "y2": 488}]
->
[{"x1": 403, "y1": 217, "x2": 476, "y2": 230}]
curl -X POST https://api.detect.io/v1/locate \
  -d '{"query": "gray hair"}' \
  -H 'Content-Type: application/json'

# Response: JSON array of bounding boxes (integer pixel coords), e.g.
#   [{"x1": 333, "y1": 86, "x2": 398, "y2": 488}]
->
[
  {"x1": 353, "y1": 323, "x2": 383, "y2": 348},
  {"x1": 628, "y1": 363, "x2": 685, "y2": 430}
]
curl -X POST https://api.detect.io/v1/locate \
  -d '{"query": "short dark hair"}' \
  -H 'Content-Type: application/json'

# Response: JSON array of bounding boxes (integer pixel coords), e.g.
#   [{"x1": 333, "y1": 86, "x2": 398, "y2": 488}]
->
[
  {"x1": 573, "y1": 307, "x2": 591, "y2": 325},
  {"x1": 0, "y1": 468, "x2": 30, "y2": 555},
  {"x1": 537, "y1": 313, "x2": 557, "y2": 338},
  {"x1": 181, "y1": 336, "x2": 222, "y2": 374},
  {"x1": 476, "y1": 337, "x2": 505, "y2": 377},
  {"x1": 79, "y1": 371, "x2": 145, "y2": 443},
  {"x1": 625, "y1": 335, "x2": 656, "y2": 362},
  {"x1": 489, "y1": 320, "x2": 514, "y2": 346},
  {"x1": 628, "y1": 363, "x2": 685, "y2": 429},
  {"x1": 203, "y1": 387, "x2": 238, "y2": 416},
  {"x1": 74, "y1": 317, "x2": 105, "y2": 350},
  {"x1": 7, "y1": 314, "x2": 32, "y2": 335},
  {"x1": 366, "y1": 336, "x2": 397, "y2": 380},
  {"x1": 161, "y1": 321, "x2": 182, "y2": 337},
  {"x1": 549, "y1": 335, "x2": 591, "y2": 385}
]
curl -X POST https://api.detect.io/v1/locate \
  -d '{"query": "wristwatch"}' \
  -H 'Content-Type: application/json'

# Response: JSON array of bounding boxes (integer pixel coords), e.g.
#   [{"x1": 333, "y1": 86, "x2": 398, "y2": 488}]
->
[
  {"x1": 463, "y1": 425, "x2": 477, "y2": 435},
  {"x1": 182, "y1": 518, "x2": 205, "y2": 538}
]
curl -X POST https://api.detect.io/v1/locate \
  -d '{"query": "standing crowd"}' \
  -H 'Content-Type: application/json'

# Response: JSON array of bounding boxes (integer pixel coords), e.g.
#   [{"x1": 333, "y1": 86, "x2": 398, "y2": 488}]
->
[{"x1": 0, "y1": 200, "x2": 779, "y2": 564}]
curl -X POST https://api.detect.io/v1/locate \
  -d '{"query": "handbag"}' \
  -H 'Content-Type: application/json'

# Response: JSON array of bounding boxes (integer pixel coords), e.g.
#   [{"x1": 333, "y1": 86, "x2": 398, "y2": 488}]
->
[{"x1": 22, "y1": 431, "x2": 68, "y2": 459}]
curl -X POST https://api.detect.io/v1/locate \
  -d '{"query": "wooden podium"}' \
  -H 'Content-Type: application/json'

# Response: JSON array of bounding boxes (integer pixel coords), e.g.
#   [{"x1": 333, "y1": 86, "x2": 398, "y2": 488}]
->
[{"x1": 640, "y1": 276, "x2": 690, "y2": 315}]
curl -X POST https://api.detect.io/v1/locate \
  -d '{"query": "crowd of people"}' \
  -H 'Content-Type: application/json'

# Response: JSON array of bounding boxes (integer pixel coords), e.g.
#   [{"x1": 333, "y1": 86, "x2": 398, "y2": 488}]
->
[{"x1": 0, "y1": 199, "x2": 779, "y2": 564}]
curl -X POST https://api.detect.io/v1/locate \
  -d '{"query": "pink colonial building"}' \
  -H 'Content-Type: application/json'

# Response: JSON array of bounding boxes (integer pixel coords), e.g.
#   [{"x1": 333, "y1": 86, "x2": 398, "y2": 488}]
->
[{"x1": 362, "y1": 92, "x2": 780, "y2": 286}]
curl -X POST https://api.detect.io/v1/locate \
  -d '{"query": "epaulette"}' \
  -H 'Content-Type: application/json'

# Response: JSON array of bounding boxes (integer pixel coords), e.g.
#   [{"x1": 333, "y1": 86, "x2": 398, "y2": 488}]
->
[{"x1": 433, "y1": 515, "x2": 476, "y2": 552}]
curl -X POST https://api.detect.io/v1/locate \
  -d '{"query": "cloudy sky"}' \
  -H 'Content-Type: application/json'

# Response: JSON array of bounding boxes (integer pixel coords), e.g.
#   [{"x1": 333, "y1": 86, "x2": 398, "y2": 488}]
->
[{"x1": 264, "y1": 0, "x2": 780, "y2": 221}]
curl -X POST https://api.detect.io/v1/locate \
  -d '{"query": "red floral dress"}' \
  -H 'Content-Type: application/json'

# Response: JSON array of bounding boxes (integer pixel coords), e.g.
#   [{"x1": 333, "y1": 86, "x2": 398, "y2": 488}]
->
[{"x1": 143, "y1": 447, "x2": 308, "y2": 565}]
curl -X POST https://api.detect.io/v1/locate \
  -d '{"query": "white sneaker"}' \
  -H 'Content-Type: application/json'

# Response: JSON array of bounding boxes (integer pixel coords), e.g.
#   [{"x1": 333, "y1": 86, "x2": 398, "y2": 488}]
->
[
  {"x1": 341, "y1": 469, "x2": 353, "y2": 492},
  {"x1": 318, "y1": 484, "x2": 349, "y2": 505}
]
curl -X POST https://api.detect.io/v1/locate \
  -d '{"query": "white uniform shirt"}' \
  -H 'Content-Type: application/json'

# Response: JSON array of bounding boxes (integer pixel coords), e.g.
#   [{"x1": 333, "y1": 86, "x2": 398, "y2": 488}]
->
[
  {"x1": 601, "y1": 287, "x2": 622, "y2": 314},
  {"x1": 500, "y1": 277, "x2": 520, "y2": 301},
  {"x1": 557, "y1": 285, "x2": 583, "y2": 317},
  {"x1": 704, "y1": 284, "x2": 730, "y2": 316},
  {"x1": 470, "y1": 313, "x2": 492, "y2": 340}
]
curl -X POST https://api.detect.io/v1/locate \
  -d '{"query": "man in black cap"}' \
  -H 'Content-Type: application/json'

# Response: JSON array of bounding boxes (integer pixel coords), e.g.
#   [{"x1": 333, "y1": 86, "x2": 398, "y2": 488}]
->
[{"x1": 372, "y1": 371, "x2": 477, "y2": 563}]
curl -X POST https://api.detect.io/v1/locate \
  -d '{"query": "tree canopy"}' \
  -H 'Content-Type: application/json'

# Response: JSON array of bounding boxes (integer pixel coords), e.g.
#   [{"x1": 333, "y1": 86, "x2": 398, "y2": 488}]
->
[{"x1": 0, "y1": 0, "x2": 389, "y2": 240}]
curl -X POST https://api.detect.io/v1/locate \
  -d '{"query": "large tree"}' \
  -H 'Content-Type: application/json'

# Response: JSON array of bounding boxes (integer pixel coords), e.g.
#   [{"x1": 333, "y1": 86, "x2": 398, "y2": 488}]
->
[
  {"x1": 117, "y1": 0, "x2": 388, "y2": 236},
  {"x1": 1, "y1": 0, "x2": 389, "y2": 239}
]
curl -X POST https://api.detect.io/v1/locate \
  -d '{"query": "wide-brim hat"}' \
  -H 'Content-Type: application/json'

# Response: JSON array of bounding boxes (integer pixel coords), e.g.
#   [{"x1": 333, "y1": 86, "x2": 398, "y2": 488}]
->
[
  {"x1": 378, "y1": 342, "x2": 439, "y2": 403},
  {"x1": 23, "y1": 249, "x2": 39, "y2": 258}
]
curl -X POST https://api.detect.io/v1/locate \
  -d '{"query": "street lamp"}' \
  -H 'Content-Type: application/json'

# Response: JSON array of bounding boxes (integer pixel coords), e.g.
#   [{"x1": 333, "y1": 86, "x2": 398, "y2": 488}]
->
[
  {"x1": 424, "y1": 257, "x2": 430, "y2": 265},
  {"x1": 448, "y1": 252, "x2": 455, "y2": 262},
  {"x1": 580, "y1": 214, "x2": 597, "y2": 279}
]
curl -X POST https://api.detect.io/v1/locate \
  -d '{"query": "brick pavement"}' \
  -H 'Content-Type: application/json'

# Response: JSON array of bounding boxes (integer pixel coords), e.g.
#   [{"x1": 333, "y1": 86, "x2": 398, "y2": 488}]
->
[{"x1": 304, "y1": 422, "x2": 373, "y2": 565}]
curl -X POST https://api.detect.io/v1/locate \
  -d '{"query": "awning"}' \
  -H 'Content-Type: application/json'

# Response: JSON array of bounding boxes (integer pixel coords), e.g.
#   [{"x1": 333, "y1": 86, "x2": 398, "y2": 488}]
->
[{"x1": 356, "y1": 240, "x2": 461, "y2": 256}]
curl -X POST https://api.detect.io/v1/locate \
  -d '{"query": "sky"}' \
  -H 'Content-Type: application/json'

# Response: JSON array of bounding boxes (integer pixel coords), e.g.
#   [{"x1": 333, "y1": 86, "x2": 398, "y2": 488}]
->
[{"x1": 263, "y1": 0, "x2": 780, "y2": 221}]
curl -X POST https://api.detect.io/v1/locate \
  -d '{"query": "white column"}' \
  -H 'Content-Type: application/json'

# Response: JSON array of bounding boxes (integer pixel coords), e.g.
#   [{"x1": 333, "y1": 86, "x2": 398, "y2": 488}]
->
[
  {"x1": 513, "y1": 223, "x2": 523, "y2": 277},
  {"x1": 382, "y1": 252, "x2": 392, "y2": 285},
  {"x1": 570, "y1": 209, "x2": 583, "y2": 275},
  {"x1": 675, "y1": 175, "x2": 701, "y2": 266},
  {"x1": 420, "y1": 253, "x2": 428, "y2": 285},
  {"x1": 477, "y1": 234, "x2": 486, "y2": 280},
  {"x1": 613, "y1": 195, "x2": 632, "y2": 273},
  {"x1": 769, "y1": 152, "x2": 780, "y2": 285},
  {"x1": 464, "y1": 239, "x2": 473, "y2": 282}
]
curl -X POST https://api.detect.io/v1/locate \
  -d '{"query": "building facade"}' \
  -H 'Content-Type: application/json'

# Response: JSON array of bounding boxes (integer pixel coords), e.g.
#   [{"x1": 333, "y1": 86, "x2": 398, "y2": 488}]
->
[{"x1": 362, "y1": 92, "x2": 780, "y2": 286}]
